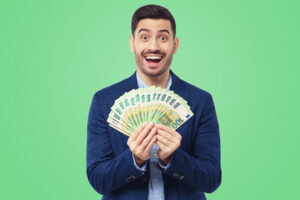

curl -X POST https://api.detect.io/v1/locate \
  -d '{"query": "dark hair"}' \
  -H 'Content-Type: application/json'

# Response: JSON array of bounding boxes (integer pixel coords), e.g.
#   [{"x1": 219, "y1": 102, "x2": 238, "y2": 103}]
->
[{"x1": 131, "y1": 4, "x2": 176, "y2": 37}]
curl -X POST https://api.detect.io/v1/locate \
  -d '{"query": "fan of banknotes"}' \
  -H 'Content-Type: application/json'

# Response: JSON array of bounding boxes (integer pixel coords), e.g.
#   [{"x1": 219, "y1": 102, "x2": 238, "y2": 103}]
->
[{"x1": 107, "y1": 87, "x2": 193, "y2": 136}]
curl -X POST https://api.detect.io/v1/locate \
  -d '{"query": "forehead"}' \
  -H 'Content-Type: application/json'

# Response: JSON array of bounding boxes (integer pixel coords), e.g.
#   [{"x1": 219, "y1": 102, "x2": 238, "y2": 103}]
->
[{"x1": 135, "y1": 18, "x2": 172, "y2": 34}]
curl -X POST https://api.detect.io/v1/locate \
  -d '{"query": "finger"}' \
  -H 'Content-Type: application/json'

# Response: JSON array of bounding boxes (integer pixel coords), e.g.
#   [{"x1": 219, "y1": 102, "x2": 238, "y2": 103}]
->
[
  {"x1": 156, "y1": 124, "x2": 182, "y2": 140},
  {"x1": 128, "y1": 122, "x2": 148, "y2": 143},
  {"x1": 156, "y1": 140, "x2": 170, "y2": 152},
  {"x1": 156, "y1": 134, "x2": 171, "y2": 147},
  {"x1": 140, "y1": 127, "x2": 157, "y2": 151},
  {"x1": 155, "y1": 124, "x2": 175, "y2": 136},
  {"x1": 157, "y1": 129, "x2": 175, "y2": 143},
  {"x1": 136, "y1": 122, "x2": 154, "y2": 145},
  {"x1": 144, "y1": 135, "x2": 157, "y2": 153}
]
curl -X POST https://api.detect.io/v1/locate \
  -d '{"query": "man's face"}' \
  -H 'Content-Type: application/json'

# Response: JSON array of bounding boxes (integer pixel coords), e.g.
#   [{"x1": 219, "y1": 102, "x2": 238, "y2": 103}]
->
[{"x1": 130, "y1": 18, "x2": 179, "y2": 77}]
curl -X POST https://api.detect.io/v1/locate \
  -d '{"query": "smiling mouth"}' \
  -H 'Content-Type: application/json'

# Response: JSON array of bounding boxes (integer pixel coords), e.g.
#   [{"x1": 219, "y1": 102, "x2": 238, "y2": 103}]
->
[{"x1": 144, "y1": 55, "x2": 163, "y2": 65}]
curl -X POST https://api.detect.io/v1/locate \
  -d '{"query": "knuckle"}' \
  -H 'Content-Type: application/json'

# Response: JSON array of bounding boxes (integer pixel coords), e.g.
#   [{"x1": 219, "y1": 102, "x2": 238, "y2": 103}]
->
[
  {"x1": 136, "y1": 149, "x2": 142, "y2": 156},
  {"x1": 129, "y1": 142, "x2": 134, "y2": 148},
  {"x1": 131, "y1": 146, "x2": 138, "y2": 152}
]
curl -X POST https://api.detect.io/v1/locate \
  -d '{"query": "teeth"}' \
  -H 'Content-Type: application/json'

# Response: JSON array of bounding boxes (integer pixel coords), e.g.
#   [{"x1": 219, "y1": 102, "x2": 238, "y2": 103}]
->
[{"x1": 145, "y1": 56, "x2": 162, "y2": 59}]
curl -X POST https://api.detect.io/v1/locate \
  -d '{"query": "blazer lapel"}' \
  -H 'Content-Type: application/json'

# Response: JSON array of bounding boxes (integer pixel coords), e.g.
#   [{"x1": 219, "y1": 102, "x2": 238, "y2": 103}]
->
[
  {"x1": 121, "y1": 70, "x2": 139, "y2": 91},
  {"x1": 170, "y1": 70, "x2": 185, "y2": 93}
]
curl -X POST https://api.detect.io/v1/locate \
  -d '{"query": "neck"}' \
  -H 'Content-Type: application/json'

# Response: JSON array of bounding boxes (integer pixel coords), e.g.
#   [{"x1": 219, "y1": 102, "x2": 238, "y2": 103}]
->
[{"x1": 137, "y1": 69, "x2": 170, "y2": 89}]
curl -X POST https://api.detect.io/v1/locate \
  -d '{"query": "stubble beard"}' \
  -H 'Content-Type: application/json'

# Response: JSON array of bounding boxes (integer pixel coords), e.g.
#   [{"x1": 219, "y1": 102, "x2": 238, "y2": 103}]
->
[{"x1": 134, "y1": 50, "x2": 174, "y2": 78}]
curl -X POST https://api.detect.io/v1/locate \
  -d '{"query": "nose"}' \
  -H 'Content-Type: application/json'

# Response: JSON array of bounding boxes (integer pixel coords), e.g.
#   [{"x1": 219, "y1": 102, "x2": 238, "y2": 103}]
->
[{"x1": 148, "y1": 38, "x2": 160, "y2": 52}]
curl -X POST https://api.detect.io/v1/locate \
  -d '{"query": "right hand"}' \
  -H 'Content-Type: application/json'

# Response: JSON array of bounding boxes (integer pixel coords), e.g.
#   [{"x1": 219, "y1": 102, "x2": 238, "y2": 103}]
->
[{"x1": 127, "y1": 122, "x2": 157, "y2": 166}]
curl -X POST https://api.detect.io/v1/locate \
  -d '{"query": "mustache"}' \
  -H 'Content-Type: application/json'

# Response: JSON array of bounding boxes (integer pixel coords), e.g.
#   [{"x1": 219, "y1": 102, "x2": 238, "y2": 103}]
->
[{"x1": 142, "y1": 50, "x2": 166, "y2": 57}]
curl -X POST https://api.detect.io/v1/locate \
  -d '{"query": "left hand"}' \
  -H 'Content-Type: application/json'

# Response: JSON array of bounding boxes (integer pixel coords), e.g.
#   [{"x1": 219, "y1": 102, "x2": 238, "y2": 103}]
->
[{"x1": 155, "y1": 124, "x2": 182, "y2": 165}]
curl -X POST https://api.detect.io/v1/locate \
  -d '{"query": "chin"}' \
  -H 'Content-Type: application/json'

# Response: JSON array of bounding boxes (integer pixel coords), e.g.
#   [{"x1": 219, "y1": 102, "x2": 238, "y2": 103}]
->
[{"x1": 142, "y1": 66, "x2": 169, "y2": 77}]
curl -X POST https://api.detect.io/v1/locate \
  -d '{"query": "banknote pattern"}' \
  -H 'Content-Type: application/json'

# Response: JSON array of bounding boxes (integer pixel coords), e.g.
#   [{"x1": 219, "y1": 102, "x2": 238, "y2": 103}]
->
[{"x1": 107, "y1": 87, "x2": 193, "y2": 136}]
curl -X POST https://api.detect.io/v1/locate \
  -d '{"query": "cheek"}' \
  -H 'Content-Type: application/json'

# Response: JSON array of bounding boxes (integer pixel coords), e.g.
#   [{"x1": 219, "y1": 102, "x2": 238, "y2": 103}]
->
[
  {"x1": 161, "y1": 43, "x2": 174, "y2": 53},
  {"x1": 134, "y1": 46, "x2": 145, "y2": 55}
]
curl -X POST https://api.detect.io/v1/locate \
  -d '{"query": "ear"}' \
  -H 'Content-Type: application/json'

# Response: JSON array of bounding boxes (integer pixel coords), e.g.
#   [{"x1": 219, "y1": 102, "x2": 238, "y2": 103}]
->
[
  {"x1": 129, "y1": 36, "x2": 134, "y2": 53},
  {"x1": 172, "y1": 37, "x2": 179, "y2": 54}
]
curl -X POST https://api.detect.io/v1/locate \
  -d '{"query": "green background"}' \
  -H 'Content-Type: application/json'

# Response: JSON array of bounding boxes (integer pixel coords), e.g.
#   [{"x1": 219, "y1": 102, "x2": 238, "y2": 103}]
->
[{"x1": 1, "y1": 0, "x2": 299, "y2": 199}]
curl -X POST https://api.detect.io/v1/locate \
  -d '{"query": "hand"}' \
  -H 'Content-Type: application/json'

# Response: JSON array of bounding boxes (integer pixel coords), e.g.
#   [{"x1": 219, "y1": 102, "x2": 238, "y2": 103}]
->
[
  {"x1": 155, "y1": 124, "x2": 182, "y2": 165},
  {"x1": 127, "y1": 122, "x2": 157, "y2": 166}
]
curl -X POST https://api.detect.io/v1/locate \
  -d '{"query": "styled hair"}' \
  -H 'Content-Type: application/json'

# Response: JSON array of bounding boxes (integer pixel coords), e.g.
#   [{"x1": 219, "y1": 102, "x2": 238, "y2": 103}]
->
[{"x1": 131, "y1": 4, "x2": 176, "y2": 37}]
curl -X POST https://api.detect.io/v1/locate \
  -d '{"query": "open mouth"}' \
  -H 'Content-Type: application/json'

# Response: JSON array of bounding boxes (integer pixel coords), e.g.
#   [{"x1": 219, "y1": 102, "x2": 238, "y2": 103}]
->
[{"x1": 144, "y1": 55, "x2": 163, "y2": 65}]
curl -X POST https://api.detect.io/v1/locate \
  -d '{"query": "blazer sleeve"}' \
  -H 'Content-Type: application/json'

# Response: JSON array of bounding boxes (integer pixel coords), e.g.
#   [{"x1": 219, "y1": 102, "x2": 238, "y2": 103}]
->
[
  {"x1": 86, "y1": 92, "x2": 146, "y2": 195},
  {"x1": 162, "y1": 93, "x2": 221, "y2": 193}
]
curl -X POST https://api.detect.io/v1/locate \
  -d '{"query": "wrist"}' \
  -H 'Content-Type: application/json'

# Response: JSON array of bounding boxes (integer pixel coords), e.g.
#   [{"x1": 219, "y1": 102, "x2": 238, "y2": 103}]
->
[
  {"x1": 134, "y1": 156, "x2": 146, "y2": 167},
  {"x1": 160, "y1": 154, "x2": 173, "y2": 165}
]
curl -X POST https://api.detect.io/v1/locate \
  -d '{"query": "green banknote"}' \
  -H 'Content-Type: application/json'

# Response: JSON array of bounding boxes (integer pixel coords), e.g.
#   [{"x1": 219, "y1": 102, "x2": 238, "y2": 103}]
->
[{"x1": 107, "y1": 87, "x2": 194, "y2": 136}]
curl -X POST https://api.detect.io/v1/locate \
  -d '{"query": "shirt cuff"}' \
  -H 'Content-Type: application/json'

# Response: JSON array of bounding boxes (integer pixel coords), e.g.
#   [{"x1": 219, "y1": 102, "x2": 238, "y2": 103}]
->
[
  {"x1": 132, "y1": 153, "x2": 147, "y2": 172},
  {"x1": 158, "y1": 156, "x2": 173, "y2": 171}
]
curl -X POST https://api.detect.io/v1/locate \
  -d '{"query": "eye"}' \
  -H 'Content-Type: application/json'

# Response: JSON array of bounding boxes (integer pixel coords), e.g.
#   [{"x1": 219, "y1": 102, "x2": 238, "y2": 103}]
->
[
  {"x1": 160, "y1": 35, "x2": 168, "y2": 41},
  {"x1": 141, "y1": 34, "x2": 149, "y2": 41}
]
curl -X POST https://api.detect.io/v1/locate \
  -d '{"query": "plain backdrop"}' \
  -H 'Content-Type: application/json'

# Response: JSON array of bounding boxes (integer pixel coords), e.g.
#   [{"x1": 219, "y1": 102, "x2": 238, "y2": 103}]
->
[{"x1": 1, "y1": 0, "x2": 299, "y2": 199}]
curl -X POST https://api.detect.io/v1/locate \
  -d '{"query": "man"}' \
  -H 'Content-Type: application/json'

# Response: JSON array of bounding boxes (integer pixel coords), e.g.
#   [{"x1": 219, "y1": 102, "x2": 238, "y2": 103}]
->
[{"x1": 87, "y1": 4, "x2": 221, "y2": 200}]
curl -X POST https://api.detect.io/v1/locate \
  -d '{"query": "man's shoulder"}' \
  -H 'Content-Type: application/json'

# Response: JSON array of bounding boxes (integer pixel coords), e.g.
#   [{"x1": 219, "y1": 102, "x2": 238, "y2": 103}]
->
[
  {"x1": 175, "y1": 75, "x2": 213, "y2": 103},
  {"x1": 185, "y1": 79, "x2": 211, "y2": 95},
  {"x1": 177, "y1": 79, "x2": 216, "y2": 119}
]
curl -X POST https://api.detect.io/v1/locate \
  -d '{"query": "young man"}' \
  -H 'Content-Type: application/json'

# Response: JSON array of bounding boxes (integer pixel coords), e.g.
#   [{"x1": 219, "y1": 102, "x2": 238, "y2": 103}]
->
[{"x1": 87, "y1": 4, "x2": 221, "y2": 200}]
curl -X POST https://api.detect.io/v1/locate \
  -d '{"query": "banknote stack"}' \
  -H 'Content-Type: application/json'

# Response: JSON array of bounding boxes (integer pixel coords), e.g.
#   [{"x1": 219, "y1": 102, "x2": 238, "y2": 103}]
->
[{"x1": 107, "y1": 87, "x2": 193, "y2": 136}]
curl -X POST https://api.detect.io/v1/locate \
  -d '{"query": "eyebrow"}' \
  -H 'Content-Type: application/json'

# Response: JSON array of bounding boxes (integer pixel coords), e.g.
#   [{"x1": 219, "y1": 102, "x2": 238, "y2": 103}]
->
[{"x1": 138, "y1": 28, "x2": 170, "y2": 35}]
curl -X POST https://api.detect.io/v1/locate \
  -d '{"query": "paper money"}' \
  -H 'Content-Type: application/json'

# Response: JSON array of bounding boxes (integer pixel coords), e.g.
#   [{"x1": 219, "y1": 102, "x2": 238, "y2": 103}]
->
[{"x1": 107, "y1": 87, "x2": 193, "y2": 136}]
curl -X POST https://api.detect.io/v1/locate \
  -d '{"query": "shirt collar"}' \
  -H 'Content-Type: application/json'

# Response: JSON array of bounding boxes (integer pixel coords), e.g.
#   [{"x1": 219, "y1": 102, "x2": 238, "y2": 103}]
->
[{"x1": 136, "y1": 71, "x2": 172, "y2": 90}]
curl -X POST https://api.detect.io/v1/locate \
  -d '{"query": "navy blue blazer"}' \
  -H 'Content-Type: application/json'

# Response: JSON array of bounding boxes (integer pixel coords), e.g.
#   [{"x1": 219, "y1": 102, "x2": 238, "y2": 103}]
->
[{"x1": 86, "y1": 71, "x2": 221, "y2": 200}]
